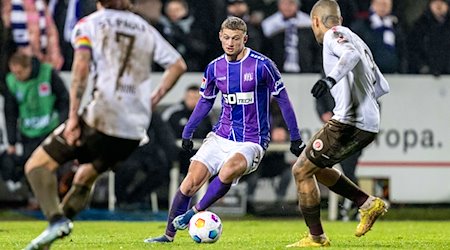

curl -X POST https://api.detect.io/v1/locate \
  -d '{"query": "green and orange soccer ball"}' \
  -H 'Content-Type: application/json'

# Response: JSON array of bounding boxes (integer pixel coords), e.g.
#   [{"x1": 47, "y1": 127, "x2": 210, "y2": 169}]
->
[{"x1": 188, "y1": 211, "x2": 223, "y2": 243}]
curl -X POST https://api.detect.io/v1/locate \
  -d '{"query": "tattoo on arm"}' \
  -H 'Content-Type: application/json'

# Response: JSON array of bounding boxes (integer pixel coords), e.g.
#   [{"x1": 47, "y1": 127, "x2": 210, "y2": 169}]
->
[{"x1": 70, "y1": 51, "x2": 91, "y2": 116}]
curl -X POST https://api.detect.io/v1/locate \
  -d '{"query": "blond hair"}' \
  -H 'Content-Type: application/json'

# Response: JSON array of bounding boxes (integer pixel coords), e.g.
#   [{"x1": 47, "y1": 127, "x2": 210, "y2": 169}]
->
[{"x1": 220, "y1": 16, "x2": 247, "y2": 34}]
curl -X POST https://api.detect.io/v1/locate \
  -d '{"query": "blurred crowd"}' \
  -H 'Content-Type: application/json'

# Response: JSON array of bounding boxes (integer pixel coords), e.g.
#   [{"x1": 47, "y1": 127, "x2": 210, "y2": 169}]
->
[
  {"x1": 0, "y1": 0, "x2": 449, "y2": 210},
  {"x1": 1, "y1": 0, "x2": 450, "y2": 75}
]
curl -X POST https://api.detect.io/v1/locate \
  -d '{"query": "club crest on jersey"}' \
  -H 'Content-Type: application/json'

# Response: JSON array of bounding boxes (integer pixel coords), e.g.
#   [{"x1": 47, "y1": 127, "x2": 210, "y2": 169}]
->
[
  {"x1": 312, "y1": 139, "x2": 324, "y2": 151},
  {"x1": 243, "y1": 72, "x2": 253, "y2": 82},
  {"x1": 38, "y1": 82, "x2": 51, "y2": 96}
]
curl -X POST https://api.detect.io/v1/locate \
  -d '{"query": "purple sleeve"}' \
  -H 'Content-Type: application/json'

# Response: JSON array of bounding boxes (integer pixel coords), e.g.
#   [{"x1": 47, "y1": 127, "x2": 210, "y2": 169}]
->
[
  {"x1": 182, "y1": 97, "x2": 215, "y2": 139},
  {"x1": 273, "y1": 89, "x2": 301, "y2": 141}
]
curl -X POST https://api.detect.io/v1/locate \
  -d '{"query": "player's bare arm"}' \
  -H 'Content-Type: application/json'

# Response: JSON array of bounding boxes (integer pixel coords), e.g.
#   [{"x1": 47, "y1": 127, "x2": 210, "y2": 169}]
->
[
  {"x1": 151, "y1": 57, "x2": 187, "y2": 109},
  {"x1": 64, "y1": 49, "x2": 91, "y2": 145}
]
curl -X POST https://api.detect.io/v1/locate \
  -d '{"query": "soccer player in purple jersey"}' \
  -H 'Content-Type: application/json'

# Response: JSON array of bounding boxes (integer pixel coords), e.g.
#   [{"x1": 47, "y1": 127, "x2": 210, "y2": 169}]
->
[{"x1": 144, "y1": 16, "x2": 305, "y2": 243}]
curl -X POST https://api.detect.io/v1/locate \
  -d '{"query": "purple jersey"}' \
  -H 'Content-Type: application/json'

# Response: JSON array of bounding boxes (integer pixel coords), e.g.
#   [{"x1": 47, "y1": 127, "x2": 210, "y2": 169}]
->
[{"x1": 200, "y1": 49, "x2": 285, "y2": 148}]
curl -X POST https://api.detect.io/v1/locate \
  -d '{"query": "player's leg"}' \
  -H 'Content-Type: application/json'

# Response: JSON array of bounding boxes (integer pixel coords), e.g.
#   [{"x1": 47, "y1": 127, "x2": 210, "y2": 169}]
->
[
  {"x1": 312, "y1": 121, "x2": 387, "y2": 237},
  {"x1": 144, "y1": 160, "x2": 210, "y2": 243},
  {"x1": 60, "y1": 163, "x2": 99, "y2": 219},
  {"x1": 24, "y1": 146, "x2": 73, "y2": 250},
  {"x1": 172, "y1": 141, "x2": 262, "y2": 231},
  {"x1": 170, "y1": 160, "x2": 211, "y2": 229},
  {"x1": 192, "y1": 152, "x2": 247, "y2": 211},
  {"x1": 338, "y1": 151, "x2": 362, "y2": 220},
  {"x1": 287, "y1": 153, "x2": 330, "y2": 248}
]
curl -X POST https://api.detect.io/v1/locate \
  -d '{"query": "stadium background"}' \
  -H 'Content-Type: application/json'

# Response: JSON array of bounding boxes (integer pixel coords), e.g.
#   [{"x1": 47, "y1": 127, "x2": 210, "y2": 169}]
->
[{"x1": 0, "y1": 0, "x2": 449, "y2": 222}]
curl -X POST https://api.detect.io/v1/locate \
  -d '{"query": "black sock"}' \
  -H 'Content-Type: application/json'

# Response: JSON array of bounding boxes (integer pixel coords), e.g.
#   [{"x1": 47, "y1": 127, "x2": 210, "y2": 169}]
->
[
  {"x1": 329, "y1": 175, "x2": 368, "y2": 207},
  {"x1": 300, "y1": 204, "x2": 324, "y2": 236}
]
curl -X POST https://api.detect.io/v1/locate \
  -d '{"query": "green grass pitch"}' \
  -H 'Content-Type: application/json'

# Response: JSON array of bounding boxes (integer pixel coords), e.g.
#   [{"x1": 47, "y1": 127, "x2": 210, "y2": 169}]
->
[{"x1": 1, "y1": 220, "x2": 450, "y2": 249}]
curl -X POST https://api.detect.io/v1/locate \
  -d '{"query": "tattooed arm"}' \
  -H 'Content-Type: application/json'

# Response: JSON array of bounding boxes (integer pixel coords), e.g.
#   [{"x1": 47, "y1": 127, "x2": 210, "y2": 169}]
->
[{"x1": 63, "y1": 49, "x2": 91, "y2": 146}]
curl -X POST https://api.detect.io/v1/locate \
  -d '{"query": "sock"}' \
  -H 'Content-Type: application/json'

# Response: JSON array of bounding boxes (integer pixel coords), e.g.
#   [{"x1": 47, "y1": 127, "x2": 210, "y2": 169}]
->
[
  {"x1": 61, "y1": 184, "x2": 92, "y2": 220},
  {"x1": 300, "y1": 204, "x2": 324, "y2": 236},
  {"x1": 166, "y1": 189, "x2": 192, "y2": 237},
  {"x1": 329, "y1": 175, "x2": 369, "y2": 207},
  {"x1": 195, "y1": 176, "x2": 231, "y2": 211},
  {"x1": 360, "y1": 196, "x2": 376, "y2": 210},
  {"x1": 26, "y1": 167, "x2": 63, "y2": 220}
]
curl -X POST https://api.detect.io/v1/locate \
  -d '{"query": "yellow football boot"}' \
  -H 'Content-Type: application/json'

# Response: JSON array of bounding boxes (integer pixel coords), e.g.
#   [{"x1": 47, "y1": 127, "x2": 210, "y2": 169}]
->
[
  {"x1": 355, "y1": 197, "x2": 388, "y2": 237},
  {"x1": 286, "y1": 234, "x2": 330, "y2": 248}
]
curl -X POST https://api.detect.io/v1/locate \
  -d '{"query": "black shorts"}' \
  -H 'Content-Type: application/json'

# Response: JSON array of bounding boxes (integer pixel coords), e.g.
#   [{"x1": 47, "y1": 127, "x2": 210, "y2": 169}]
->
[
  {"x1": 305, "y1": 119, "x2": 376, "y2": 168},
  {"x1": 42, "y1": 120, "x2": 140, "y2": 173}
]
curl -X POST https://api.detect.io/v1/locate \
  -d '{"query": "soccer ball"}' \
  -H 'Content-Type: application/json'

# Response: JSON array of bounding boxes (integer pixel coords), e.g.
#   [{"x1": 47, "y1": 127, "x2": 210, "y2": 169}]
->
[{"x1": 188, "y1": 211, "x2": 223, "y2": 243}]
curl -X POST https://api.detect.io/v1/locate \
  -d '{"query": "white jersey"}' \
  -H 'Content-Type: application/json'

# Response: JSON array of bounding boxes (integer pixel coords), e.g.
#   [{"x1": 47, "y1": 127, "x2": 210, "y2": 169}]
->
[
  {"x1": 322, "y1": 26, "x2": 390, "y2": 133},
  {"x1": 71, "y1": 9, "x2": 181, "y2": 140}
]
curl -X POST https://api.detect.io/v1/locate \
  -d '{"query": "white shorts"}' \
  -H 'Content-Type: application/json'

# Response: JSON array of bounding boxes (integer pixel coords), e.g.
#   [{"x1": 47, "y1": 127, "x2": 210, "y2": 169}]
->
[{"x1": 191, "y1": 132, "x2": 265, "y2": 184}]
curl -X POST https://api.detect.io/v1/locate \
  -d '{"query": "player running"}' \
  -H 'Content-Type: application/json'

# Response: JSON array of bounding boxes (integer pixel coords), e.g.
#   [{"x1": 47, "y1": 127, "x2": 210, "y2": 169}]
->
[
  {"x1": 145, "y1": 16, "x2": 305, "y2": 243},
  {"x1": 23, "y1": 0, "x2": 186, "y2": 249},
  {"x1": 287, "y1": 0, "x2": 389, "y2": 247}
]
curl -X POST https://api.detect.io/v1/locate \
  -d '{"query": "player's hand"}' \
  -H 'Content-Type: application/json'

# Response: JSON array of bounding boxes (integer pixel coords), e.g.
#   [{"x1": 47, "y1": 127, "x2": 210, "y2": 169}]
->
[
  {"x1": 311, "y1": 77, "x2": 336, "y2": 98},
  {"x1": 181, "y1": 138, "x2": 193, "y2": 153},
  {"x1": 64, "y1": 116, "x2": 81, "y2": 146},
  {"x1": 290, "y1": 139, "x2": 306, "y2": 157}
]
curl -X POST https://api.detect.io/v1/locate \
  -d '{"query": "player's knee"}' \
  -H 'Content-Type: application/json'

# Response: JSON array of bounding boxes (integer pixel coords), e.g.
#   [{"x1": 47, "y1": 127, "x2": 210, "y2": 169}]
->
[
  {"x1": 292, "y1": 156, "x2": 315, "y2": 181},
  {"x1": 221, "y1": 159, "x2": 246, "y2": 180},
  {"x1": 24, "y1": 147, "x2": 55, "y2": 174},
  {"x1": 181, "y1": 176, "x2": 205, "y2": 195}
]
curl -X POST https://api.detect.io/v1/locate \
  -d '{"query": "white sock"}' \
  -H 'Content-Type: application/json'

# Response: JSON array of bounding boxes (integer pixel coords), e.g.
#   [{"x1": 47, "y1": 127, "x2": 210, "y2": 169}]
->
[{"x1": 360, "y1": 196, "x2": 376, "y2": 210}]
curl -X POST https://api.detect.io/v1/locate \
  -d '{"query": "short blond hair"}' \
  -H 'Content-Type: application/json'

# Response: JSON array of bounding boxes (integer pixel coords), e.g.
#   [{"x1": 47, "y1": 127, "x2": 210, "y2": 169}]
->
[{"x1": 220, "y1": 16, "x2": 247, "y2": 34}]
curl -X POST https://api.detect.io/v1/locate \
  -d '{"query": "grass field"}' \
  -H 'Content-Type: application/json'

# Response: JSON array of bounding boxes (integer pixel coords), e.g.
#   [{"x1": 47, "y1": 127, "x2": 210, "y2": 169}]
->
[{"x1": 1, "y1": 219, "x2": 450, "y2": 249}]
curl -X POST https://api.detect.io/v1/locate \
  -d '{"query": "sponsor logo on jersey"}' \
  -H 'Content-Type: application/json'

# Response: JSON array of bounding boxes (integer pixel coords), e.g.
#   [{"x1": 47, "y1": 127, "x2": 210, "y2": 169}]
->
[
  {"x1": 24, "y1": 114, "x2": 51, "y2": 129},
  {"x1": 38, "y1": 82, "x2": 51, "y2": 96},
  {"x1": 223, "y1": 92, "x2": 254, "y2": 105},
  {"x1": 200, "y1": 77, "x2": 207, "y2": 90},
  {"x1": 312, "y1": 139, "x2": 324, "y2": 151},
  {"x1": 217, "y1": 76, "x2": 226, "y2": 81}
]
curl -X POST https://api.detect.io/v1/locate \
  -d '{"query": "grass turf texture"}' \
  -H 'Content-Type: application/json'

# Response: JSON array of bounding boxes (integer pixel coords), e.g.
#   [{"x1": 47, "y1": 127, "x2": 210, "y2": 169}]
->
[{"x1": 1, "y1": 220, "x2": 450, "y2": 249}]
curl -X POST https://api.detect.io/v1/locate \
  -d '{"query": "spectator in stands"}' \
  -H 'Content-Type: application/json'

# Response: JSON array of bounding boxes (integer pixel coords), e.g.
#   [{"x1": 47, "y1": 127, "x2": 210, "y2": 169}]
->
[
  {"x1": 0, "y1": 121, "x2": 22, "y2": 192},
  {"x1": 4, "y1": 51, "x2": 69, "y2": 186},
  {"x1": 245, "y1": 122, "x2": 293, "y2": 207},
  {"x1": 162, "y1": 85, "x2": 212, "y2": 176},
  {"x1": 115, "y1": 112, "x2": 178, "y2": 208},
  {"x1": 226, "y1": 0, "x2": 264, "y2": 52},
  {"x1": 408, "y1": 0, "x2": 450, "y2": 75},
  {"x1": 48, "y1": 0, "x2": 96, "y2": 70},
  {"x1": 132, "y1": 0, "x2": 164, "y2": 29},
  {"x1": 351, "y1": 0, "x2": 408, "y2": 73},
  {"x1": 245, "y1": 99, "x2": 295, "y2": 205},
  {"x1": 1, "y1": 0, "x2": 64, "y2": 69},
  {"x1": 160, "y1": 0, "x2": 209, "y2": 71},
  {"x1": 261, "y1": 0, "x2": 321, "y2": 73}
]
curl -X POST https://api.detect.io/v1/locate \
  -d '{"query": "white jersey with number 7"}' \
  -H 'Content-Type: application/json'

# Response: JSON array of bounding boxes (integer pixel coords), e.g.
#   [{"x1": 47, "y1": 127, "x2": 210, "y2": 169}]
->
[{"x1": 71, "y1": 9, "x2": 181, "y2": 140}]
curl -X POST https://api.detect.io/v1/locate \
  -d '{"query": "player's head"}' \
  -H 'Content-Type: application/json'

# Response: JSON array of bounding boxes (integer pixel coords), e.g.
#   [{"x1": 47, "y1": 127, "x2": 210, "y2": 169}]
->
[
  {"x1": 310, "y1": 0, "x2": 342, "y2": 44},
  {"x1": 8, "y1": 51, "x2": 32, "y2": 81},
  {"x1": 97, "y1": 0, "x2": 131, "y2": 10},
  {"x1": 219, "y1": 16, "x2": 248, "y2": 59}
]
